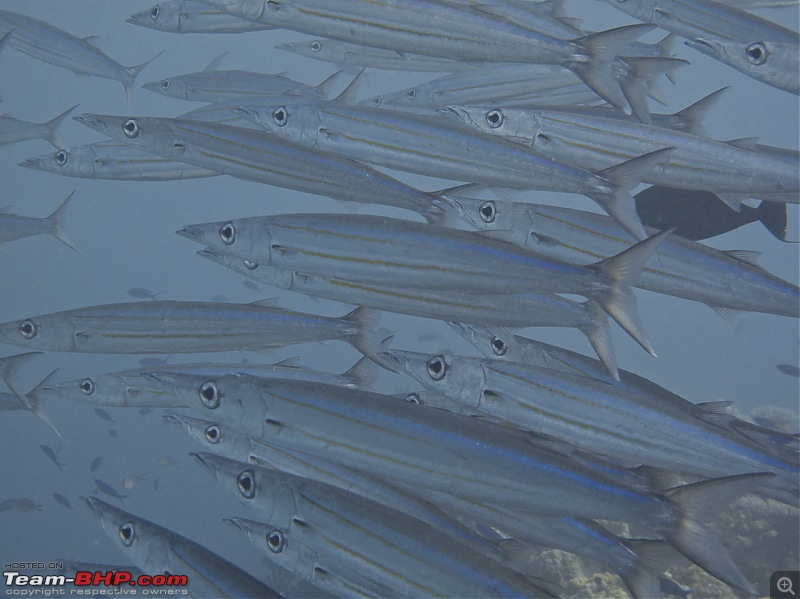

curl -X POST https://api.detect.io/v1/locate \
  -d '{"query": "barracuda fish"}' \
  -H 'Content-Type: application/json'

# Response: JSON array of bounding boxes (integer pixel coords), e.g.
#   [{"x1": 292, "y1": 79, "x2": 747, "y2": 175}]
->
[
  {"x1": 186, "y1": 439, "x2": 522, "y2": 571},
  {"x1": 0, "y1": 11, "x2": 160, "y2": 102},
  {"x1": 600, "y1": 0, "x2": 800, "y2": 94},
  {"x1": 449, "y1": 87, "x2": 728, "y2": 141},
  {"x1": 82, "y1": 497, "x2": 283, "y2": 598},
  {"x1": 277, "y1": 38, "x2": 480, "y2": 73},
  {"x1": 194, "y1": 454, "x2": 561, "y2": 598},
  {"x1": 0, "y1": 191, "x2": 78, "y2": 252},
  {"x1": 35, "y1": 355, "x2": 377, "y2": 408},
  {"x1": 159, "y1": 371, "x2": 763, "y2": 591},
  {"x1": 686, "y1": 34, "x2": 799, "y2": 94},
  {"x1": 238, "y1": 99, "x2": 675, "y2": 239},
  {"x1": 0, "y1": 299, "x2": 378, "y2": 356},
  {"x1": 178, "y1": 212, "x2": 671, "y2": 358},
  {"x1": 19, "y1": 141, "x2": 220, "y2": 181},
  {"x1": 142, "y1": 63, "x2": 346, "y2": 103},
  {"x1": 203, "y1": 0, "x2": 658, "y2": 114},
  {"x1": 440, "y1": 196, "x2": 800, "y2": 318},
  {"x1": 127, "y1": 0, "x2": 277, "y2": 33},
  {"x1": 366, "y1": 64, "x2": 600, "y2": 112},
  {"x1": 0, "y1": 105, "x2": 76, "y2": 149},
  {"x1": 75, "y1": 114, "x2": 451, "y2": 224},
  {"x1": 382, "y1": 348, "x2": 799, "y2": 505},
  {"x1": 195, "y1": 246, "x2": 620, "y2": 375},
  {"x1": 452, "y1": 106, "x2": 799, "y2": 208},
  {"x1": 227, "y1": 516, "x2": 400, "y2": 598}
]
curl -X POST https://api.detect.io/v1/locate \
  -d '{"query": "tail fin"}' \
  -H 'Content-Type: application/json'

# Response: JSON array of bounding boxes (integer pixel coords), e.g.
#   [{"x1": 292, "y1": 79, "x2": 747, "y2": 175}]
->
[
  {"x1": 673, "y1": 87, "x2": 729, "y2": 137},
  {"x1": 573, "y1": 24, "x2": 656, "y2": 113},
  {"x1": 591, "y1": 147, "x2": 675, "y2": 241},
  {"x1": 24, "y1": 369, "x2": 62, "y2": 437},
  {"x1": 46, "y1": 191, "x2": 79, "y2": 252},
  {"x1": 622, "y1": 539, "x2": 682, "y2": 599},
  {"x1": 344, "y1": 306, "x2": 383, "y2": 360},
  {"x1": 315, "y1": 69, "x2": 349, "y2": 100},
  {"x1": 592, "y1": 228, "x2": 673, "y2": 355},
  {"x1": 663, "y1": 473, "x2": 773, "y2": 595},
  {"x1": 579, "y1": 300, "x2": 618, "y2": 380},
  {"x1": 42, "y1": 104, "x2": 78, "y2": 149},
  {"x1": 0, "y1": 351, "x2": 43, "y2": 409},
  {"x1": 755, "y1": 200, "x2": 791, "y2": 242},
  {"x1": 122, "y1": 50, "x2": 163, "y2": 104},
  {"x1": 342, "y1": 356, "x2": 380, "y2": 390},
  {"x1": 618, "y1": 57, "x2": 689, "y2": 123}
]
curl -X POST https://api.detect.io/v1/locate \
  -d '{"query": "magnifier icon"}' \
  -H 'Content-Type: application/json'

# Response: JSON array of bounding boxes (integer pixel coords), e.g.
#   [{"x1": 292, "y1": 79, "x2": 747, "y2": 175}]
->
[{"x1": 778, "y1": 577, "x2": 796, "y2": 596}]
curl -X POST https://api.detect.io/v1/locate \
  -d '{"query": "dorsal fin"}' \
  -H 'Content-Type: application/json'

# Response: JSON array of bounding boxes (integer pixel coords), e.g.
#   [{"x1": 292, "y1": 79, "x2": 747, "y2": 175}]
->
[
  {"x1": 203, "y1": 52, "x2": 228, "y2": 72},
  {"x1": 335, "y1": 68, "x2": 365, "y2": 104}
]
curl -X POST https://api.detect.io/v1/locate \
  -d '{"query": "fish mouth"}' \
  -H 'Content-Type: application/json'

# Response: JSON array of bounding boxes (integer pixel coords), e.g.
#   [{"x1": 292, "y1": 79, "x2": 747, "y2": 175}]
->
[
  {"x1": 74, "y1": 114, "x2": 110, "y2": 134},
  {"x1": 444, "y1": 105, "x2": 476, "y2": 127},
  {"x1": 196, "y1": 246, "x2": 227, "y2": 263},
  {"x1": 375, "y1": 350, "x2": 408, "y2": 375},
  {"x1": 18, "y1": 158, "x2": 40, "y2": 169},
  {"x1": 223, "y1": 517, "x2": 246, "y2": 533},
  {"x1": 175, "y1": 225, "x2": 206, "y2": 244}
]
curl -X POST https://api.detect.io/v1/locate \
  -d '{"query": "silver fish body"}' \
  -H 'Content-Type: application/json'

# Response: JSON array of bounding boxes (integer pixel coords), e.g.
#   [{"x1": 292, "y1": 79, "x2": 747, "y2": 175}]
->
[
  {"x1": 83, "y1": 497, "x2": 282, "y2": 598},
  {"x1": 19, "y1": 141, "x2": 219, "y2": 181},
  {"x1": 0, "y1": 11, "x2": 158, "y2": 101},
  {"x1": 451, "y1": 106, "x2": 799, "y2": 200},
  {"x1": 0, "y1": 300, "x2": 375, "y2": 355},
  {"x1": 443, "y1": 196, "x2": 800, "y2": 318},
  {"x1": 195, "y1": 454, "x2": 561, "y2": 598},
  {"x1": 75, "y1": 114, "x2": 447, "y2": 223},
  {"x1": 127, "y1": 0, "x2": 277, "y2": 33}
]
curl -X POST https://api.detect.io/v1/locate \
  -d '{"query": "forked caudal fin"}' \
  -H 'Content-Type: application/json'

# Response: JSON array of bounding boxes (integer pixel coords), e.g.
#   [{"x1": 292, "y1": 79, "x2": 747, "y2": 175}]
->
[
  {"x1": 46, "y1": 191, "x2": 80, "y2": 252},
  {"x1": 591, "y1": 146, "x2": 676, "y2": 241},
  {"x1": 344, "y1": 306, "x2": 383, "y2": 361},
  {"x1": 580, "y1": 299, "x2": 618, "y2": 380},
  {"x1": 591, "y1": 228, "x2": 674, "y2": 356},
  {"x1": 43, "y1": 104, "x2": 79, "y2": 150},
  {"x1": 573, "y1": 23, "x2": 657, "y2": 114},
  {"x1": 662, "y1": 473, "x2": 775, "y2": 596},
  {"x1": 122, "y1": 50, "x2": 163, "y2": 104}
]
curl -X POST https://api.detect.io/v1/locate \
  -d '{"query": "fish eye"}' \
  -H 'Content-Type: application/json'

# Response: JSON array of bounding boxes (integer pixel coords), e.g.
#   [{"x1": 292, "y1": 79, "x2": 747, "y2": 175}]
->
[
  {"x1": 161, "y1": 79, "x2": 170, "y2": 91},
  {"x1": 371, "y1": 95, "x2": 382, "y2": 107},
  {"x1": 55, "y1": 150, "x2": 69, "y2": 166},
  {"x1": 243, "y1": 259, "x2": 258, "y2": 270},
  {"x1": 272, "y1": 106, "x2": 288, "y2": 127},
  {"x1": 266, "y1": 529, "x2": 285, "y2": 553},
  {"x1": 19, "y1": 319, "x2": 38, "y2": 339},
  {"x1": 479, "y1": 201, "x2": 496, "y2": 224},
  {"x1": 237, "y1": 469, "x2": 256, "y2": 499},
  {"x1": 80, "y1": 378, "x2": 96, "y2": 396},
  {"x1": 198, "y1": 381, "x2": 220, "y2": 409},
  {"x1": 150, "y1": 5, "x2": 160, "y2": 20},
  {"x1": 404, "y1": 393, "x2": 420, "y2": 404},
  {"x1": 219, "y1": 222, "x2": 236, "y2": 246},
  {"x1": 204, "y1": 424, "x2": 221, "y2": 444},
  {"x1": 310, "y1": 40, "x2": 321, "y2": 53},
  {"x1": 119, "y1": 521, "x2": 136, "y2": 546},
  {"x1": 490, "y1": 335, "x2": 508, "y2": 356},
  {"x1": 746, "y1": 42, "x2": 768, "y2": 65},
  {"x1": 122, "y1": 119, "x2": 140, "y2": 138},
  {"x1": 426, "y1": 355, "x2": 447, "y2": 381},
  {"x1": 486, "y1": 109, "x2": 503, "y2": 128},
  {"x1": 406, "y1": 88, "x2": 416, "y2": 100}
]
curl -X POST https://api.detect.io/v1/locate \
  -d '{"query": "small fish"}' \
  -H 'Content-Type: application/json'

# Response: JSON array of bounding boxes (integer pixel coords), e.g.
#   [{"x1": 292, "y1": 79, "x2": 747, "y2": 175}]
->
[
  {"x1": 635, "y1": 186, "x2": 791, "y2": 242},
  {"x1": 127, "y1": 287, "x2": 160, "y2": 301},
  {"x1": 89, "y1": 457, "x2": 103, "y2": 472},
  {"x1": 93, "y1": 479, "x2": 128, "y2": 504},
  {"x1": 52, "y1": 492, "x2": 73, "y2": 510},
  {"x1": 777, "y1": 364, "x2": 800, "y2": 377},
  {"x1": 127, "y1": 0, "x2": 277, "y2": 34},
  {"x1": 0, "y1": 497, "x2": 44, "y2": 512},
  {"x1": 122, "y1": 472, "x2": 148, "y2": 490},
  {"x1": 39, "y1": 444, "x2": 65, "y2": 471},
  {"x1": 94, "y1": 408, "x2": 117, "y2": 423}
]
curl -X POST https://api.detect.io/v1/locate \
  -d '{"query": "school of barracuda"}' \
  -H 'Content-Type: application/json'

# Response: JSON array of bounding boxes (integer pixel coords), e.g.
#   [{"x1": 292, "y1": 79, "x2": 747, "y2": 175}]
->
[{"x1": 0, "y1": 0, "x2": 798, "y2": 597}]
